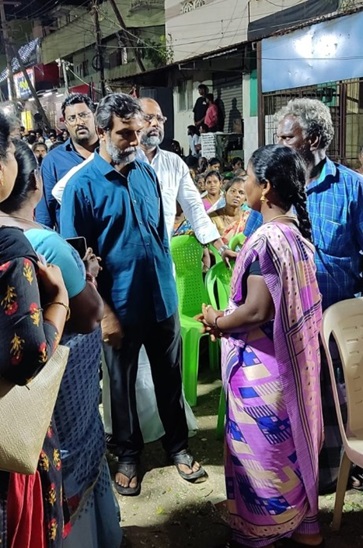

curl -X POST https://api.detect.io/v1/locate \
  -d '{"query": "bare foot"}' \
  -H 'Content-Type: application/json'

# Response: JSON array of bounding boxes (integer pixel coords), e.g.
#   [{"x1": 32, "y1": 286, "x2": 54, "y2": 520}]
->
[
  {"x1": 115, "y1": 471, "x2": 138, "y2": 489},
  {"x1": 176, "y1": 460, "x2": 202, "y2": 476}
]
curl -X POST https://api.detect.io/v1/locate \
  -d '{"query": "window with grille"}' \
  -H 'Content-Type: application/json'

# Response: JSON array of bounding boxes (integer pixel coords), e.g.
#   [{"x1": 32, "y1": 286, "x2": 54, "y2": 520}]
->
[{"x1": 178, "y1": 80, "x2": 193, "y2": 111}]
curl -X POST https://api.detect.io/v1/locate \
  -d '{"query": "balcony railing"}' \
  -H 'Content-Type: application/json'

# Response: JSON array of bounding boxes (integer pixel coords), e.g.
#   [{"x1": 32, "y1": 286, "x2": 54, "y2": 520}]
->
[{"x1": 180, "y1": 0, "x2": 205, "y2": 14}]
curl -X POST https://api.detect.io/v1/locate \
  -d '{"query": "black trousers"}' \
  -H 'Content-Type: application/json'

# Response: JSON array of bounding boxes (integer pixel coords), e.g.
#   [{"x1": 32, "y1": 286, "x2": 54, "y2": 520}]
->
[{"x1": 103, "y1": 312, "x2": 188, "y2": 463}]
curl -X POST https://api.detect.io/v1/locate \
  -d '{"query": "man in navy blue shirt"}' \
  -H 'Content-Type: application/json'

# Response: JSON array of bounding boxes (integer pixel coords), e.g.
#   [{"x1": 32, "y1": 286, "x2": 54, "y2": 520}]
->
[
  {"x1": 61, "y1": 93, "x2": 207, "y2": 496},
  {"x1": 36, "y1": 93, "x2": 98, "y2": 229}
]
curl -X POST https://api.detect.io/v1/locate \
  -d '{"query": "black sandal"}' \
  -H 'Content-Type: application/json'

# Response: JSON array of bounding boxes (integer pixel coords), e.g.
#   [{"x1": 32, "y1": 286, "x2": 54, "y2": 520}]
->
[
  {"x1": 114, "y1": 463, "x2": 141, "y2": 496},
  {"x1": 171, "y1": 450, "x2": 208, "y2": 483}
]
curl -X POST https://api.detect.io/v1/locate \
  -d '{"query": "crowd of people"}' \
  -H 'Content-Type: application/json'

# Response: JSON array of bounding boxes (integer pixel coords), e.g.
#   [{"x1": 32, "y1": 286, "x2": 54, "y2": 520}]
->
[
  {"x1": 7, "y1": 116, "x2": 71, "y2": 168},
  {"x1": 0, "y1": 91, "x2": 363, "y2": 548}
]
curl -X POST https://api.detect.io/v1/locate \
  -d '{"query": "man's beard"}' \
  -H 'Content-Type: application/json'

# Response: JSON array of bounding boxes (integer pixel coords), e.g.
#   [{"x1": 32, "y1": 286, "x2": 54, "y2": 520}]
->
[
  {"x1": 141, "y1": 130, "x2": 163, "y2": 148},
  {"x1": 106, "y1": 138, "x2": 136, "y2": 165},
  {"x1": 297, "y1": 145, "x2": 315, "y2": 172}
]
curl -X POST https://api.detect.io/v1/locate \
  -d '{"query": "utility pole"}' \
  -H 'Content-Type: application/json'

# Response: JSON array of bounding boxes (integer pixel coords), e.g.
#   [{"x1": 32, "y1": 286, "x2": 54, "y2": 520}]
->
[
  {"x1": 92, "y1": 0, "x2": 106, "y2": 97},
  {"x1": 108, "y1": 0, "x2": 145, "y2": 73},
  {"x1": 0, "y1": 0, "x2": 18, "y2": 101},
  {"x1": 57, "y1": 58, "x2": 70, "y2": 94}
]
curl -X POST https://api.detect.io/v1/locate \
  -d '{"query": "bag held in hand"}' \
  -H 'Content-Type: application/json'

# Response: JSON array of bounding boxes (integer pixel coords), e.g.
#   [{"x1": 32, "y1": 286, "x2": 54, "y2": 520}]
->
[{"x1": 0, "y1": 345, "x2": 69, "y2": 474}]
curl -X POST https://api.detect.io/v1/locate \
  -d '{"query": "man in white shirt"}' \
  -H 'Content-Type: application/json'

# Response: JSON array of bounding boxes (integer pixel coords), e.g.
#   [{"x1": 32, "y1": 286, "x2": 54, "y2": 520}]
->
[{"x1": 138, "y1": 97, "x2": 234, "y2": 258}]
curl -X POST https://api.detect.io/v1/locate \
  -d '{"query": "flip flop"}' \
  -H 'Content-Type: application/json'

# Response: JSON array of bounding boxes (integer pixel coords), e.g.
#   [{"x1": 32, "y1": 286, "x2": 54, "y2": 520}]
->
[
  {"x1": 114, "y1": 463, "x2": 141, "y2": 496},
  {"x1": 349, "y1": 465, "x2": 363, "y2": 491},
  {"x1": 171, "y1": 450, "x2": 208, "y2": 483}
]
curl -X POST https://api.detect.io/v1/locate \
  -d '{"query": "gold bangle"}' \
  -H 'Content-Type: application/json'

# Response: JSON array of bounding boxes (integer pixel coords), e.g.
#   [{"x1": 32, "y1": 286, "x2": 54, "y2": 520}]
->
[{"x1": 44, "y1": 301, "x2": 71, "y2": 321}]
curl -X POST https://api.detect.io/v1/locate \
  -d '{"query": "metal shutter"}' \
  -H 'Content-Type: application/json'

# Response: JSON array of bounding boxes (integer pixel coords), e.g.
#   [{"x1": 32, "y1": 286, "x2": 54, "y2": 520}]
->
[{"x1": 212, "y1": 73, "x2": 243, "y2": 134}]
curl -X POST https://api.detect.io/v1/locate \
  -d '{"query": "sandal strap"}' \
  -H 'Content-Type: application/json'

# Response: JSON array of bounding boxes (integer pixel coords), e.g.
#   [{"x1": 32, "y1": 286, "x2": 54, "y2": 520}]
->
[
  {"x1": 117, "y1": 463, "x2": 138, "y2": 480},
  {"x1": 172, "y1": 450, "x2": 195, "y2": 468}
]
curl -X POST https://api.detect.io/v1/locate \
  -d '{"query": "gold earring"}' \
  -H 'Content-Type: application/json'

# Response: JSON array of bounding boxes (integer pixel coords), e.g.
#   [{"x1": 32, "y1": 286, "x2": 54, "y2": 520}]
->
[{"x1": 260, "y1": 195, "x2": 266, "y2": 202}]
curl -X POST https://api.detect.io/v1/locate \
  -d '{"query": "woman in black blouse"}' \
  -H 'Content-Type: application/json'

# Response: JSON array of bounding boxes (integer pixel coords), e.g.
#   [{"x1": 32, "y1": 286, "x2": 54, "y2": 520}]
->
[{"x1": 0, "y1": 112, "x2": 70, "y2": 548}]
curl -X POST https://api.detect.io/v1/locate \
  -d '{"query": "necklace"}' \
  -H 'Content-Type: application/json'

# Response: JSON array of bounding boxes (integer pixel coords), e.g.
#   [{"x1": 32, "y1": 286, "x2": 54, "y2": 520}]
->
[{"x1": 265, "y1": 213, "x2": 297, "y2": 224}]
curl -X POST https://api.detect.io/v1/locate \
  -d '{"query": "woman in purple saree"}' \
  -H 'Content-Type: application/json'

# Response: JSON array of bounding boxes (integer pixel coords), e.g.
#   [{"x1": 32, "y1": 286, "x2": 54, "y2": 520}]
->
[{"x1": 202, "y1": 145, "x2": 323, "y2": 548}]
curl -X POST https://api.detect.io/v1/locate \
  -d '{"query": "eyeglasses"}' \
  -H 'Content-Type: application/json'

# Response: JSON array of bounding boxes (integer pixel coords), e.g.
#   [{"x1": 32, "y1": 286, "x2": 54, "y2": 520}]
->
[
  {"x1": 65, "y1": 112, "x2": 92, "y2": 125},
  {"x1": 143, "y1": 114, "x2": 167, "y2": 124}
]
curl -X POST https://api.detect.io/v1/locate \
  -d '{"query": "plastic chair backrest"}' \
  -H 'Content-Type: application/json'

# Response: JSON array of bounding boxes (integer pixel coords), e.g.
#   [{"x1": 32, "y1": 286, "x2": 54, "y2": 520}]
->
[
  {"x1": 205, "y1": 261, "x2": 232, "y2": 310},
  {"x1": 171, "y1": 235, "x2": 208, "y2": 317},
  {"x1": 321, "y1": 297, "x2": 363, "y2": 439},
  {"x1": 229, "y1": 232, "x2": 246, "y2": 251},
  {"x1": 208, "y1": 244, "x2": 223, "y2": 264}
]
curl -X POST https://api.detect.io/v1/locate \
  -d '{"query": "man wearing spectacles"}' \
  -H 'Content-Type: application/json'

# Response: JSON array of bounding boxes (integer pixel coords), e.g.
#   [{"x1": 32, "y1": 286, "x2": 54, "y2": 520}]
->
[
  {"x1": 138, "y1": 97, "x2": 235, "y2": 261},
  {"x1": 36, "y1": 93, "x2": 98, "y2": 230}
]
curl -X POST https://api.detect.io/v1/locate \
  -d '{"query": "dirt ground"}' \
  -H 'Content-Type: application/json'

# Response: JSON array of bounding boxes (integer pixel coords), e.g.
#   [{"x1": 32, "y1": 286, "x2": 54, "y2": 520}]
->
[{"x1": 108, "y1": 367, "x2": 363, "y2": 548}]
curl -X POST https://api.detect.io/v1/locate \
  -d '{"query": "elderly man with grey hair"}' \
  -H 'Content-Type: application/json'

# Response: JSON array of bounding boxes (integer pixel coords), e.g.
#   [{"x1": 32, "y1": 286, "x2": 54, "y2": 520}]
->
[
  {"x1": 244, "y1": 97, "x2": 363, "y2": 495},
  {"x1": 60, "y1": 93, "x2": 207, "y2": 497}
]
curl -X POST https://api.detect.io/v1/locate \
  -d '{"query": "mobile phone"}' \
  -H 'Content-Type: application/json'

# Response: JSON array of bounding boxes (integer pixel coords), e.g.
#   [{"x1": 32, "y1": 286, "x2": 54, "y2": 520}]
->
[{"x1": 66, "y1": 236, "x2": 87, "y2": 259}]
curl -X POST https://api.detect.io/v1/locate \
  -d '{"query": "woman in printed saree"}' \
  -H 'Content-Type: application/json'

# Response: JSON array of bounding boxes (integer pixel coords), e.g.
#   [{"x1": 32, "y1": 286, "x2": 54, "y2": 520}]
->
[
  {"x1": 201, "y1": 145, "x2": 323, "y2": 548},
  {"x1": 209, "y1": 177, "x2": 250, "y2": 245},
  {"x1": 0, "y1": 114, "x2": 70, "y2": 547},
  {"x1": 0, "y1": 141, "x2": 122, "y2": 548}
]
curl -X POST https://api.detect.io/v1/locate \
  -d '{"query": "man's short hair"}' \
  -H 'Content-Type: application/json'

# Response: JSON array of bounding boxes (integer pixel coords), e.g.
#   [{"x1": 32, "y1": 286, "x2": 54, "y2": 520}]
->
[
  {"x1": 185, "y1": 155, "x2": 199, "y2": 169},
  {"x1": 208, "y1": 157, "x2": 220, "y2": 166},
  {"x1": 61, "y1": 93, "x2": 95, "y2": 117},
  {"x1": 275, "y1": 98, "x2": 334, "y2": 150},
  {"x1": 95, "y1": 93, "x2": 143, "y2": 131},
  {"x1": 198, "y1": 84, "x2": 208, "y2": 93}
]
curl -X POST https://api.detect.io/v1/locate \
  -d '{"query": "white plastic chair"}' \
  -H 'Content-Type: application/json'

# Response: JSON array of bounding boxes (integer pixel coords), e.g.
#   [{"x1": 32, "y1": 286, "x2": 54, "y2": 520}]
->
[{"x1": 320, "y1": 297, "x2": 363, "y2": 531}]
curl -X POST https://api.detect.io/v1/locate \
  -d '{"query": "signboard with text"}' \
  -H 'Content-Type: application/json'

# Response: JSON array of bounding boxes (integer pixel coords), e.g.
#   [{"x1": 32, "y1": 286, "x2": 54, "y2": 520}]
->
[
  {"x1": 201, "y1": 133, "x2": 216, "y2": 160},
  {"x1": 13, "y1": 68, "x2": 35, "y2": 100}
]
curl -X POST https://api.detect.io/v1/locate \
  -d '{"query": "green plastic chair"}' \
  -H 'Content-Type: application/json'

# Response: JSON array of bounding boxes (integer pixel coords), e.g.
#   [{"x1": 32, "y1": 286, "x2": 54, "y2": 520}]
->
[
  {"x1": 205, "y1": 261, "x2": 232, "y2": 311},
  {"x1": 229, "y1": 232, "x2": 246, "y2": 252},
  {"x1": 171, "y1": 235, "x2": 219, "y2": 406},
  {"x1": 208, "y1": 243, "x2": 223, "y2": 264},
  {"x1": 205, "y1": 261, "x2": 233, "y2": 439}
]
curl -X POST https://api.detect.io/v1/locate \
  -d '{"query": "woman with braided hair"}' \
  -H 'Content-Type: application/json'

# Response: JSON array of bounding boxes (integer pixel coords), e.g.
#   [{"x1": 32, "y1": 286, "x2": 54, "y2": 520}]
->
[{"x1": 201, "y1": 145, "x2": 324, "y2": 548}]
